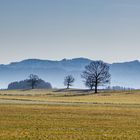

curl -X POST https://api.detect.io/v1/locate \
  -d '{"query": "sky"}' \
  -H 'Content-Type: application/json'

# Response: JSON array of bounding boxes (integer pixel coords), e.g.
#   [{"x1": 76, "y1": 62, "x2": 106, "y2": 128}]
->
[{"x1": 0, "y1": 0, "x2": 140, "y2": 64}]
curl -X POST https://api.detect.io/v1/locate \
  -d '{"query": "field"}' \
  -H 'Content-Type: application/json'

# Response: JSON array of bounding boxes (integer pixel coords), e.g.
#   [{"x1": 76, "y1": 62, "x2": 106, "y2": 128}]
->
[{"x1": 0, "y1": 89, "x2": 140, "y2": 140}]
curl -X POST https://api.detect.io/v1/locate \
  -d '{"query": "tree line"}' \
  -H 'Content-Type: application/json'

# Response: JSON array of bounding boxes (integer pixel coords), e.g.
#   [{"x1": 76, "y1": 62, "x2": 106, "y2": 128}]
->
[{"x1": 8, "y1": 61, "x2": 111, "y2": 93}]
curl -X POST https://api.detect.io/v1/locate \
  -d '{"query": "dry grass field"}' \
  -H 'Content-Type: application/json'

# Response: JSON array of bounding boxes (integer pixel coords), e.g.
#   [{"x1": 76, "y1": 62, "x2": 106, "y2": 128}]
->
[{"x1": 0, "y1": 89, "x2": 140, "y2": 140}]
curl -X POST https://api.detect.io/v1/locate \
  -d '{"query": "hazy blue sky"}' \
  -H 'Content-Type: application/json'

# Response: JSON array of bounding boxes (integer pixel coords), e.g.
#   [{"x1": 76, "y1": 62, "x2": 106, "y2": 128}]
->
[{"x1": 0, "y1": 0, "x2": 140, "y2": 64}]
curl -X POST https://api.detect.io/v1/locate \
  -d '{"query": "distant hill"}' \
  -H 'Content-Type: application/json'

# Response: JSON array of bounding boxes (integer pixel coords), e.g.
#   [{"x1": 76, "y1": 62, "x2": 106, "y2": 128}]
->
[
  {"x1": 8, "y1": 79, "x2": 52, "y2": 90},
  {"x1": 0, "y1": 58, "x2": 140, "y2": 89}
]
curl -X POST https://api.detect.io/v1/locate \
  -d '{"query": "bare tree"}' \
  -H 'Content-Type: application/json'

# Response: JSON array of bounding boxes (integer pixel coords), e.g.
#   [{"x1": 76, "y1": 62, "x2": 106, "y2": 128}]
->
[
  {"x1": 64, "y1": 75, "x2": 75, "y2": 89},
  {"x1": 28, "y1": 74, "x2": 39, "y2": 89},
  {"x1": 85, "y1": 76, "x2": 95, "y2": 90},
  {"x1": 82, "y1": 61, "x2": 111, "y2": 93}
]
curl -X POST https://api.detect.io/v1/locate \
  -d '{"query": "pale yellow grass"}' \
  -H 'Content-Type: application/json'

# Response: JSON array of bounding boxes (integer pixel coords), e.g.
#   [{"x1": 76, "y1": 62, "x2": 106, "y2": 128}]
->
[
  {"x1": 0, "y1": 89, "x2": 140, "y2": 105},
  {"x1": 0, "y1": 90, "x2": 140, "y2": 140}
]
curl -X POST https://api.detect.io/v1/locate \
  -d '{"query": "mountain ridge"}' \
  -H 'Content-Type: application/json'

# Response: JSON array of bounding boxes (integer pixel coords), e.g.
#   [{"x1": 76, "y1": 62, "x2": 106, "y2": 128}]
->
[{"x1": 0, "y1": 58, "x2": 140, "y2": 89}]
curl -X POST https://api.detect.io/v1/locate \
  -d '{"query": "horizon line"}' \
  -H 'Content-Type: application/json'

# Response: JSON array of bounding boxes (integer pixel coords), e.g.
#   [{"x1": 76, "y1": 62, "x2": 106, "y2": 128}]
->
[{"x1": 1, "y1": 57, "x2": 140, "y2": 65}]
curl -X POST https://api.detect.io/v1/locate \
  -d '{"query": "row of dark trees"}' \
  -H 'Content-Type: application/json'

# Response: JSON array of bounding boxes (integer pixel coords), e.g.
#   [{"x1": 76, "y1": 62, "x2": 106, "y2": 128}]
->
[{"x1": 64, "y1": 61, "x2": 111, "y2": 93}]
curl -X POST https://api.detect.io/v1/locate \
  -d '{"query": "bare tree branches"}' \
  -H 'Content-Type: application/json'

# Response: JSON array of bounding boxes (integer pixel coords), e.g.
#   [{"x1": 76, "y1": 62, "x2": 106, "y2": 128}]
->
[
  {"x1": 82, "y1": 61, "x2": 111, "y2": 93},
  {"x1": 64, "y1": 75, "x2": 75, "y2": 89},
  {"x1": 27, "y1": 74, "x2": 39, "y2": 89}
]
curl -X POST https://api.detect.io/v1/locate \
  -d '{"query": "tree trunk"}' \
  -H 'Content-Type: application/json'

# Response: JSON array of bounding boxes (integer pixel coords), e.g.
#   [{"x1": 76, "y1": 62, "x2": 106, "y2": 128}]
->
[
  {"x1": 31, "y1": 81, "x2": 35, "y2": 89},
  {"x1": 67, "y1": 84, "x2": 69, "y2": 89},
  {"x1": 31, "y1": 84, "x2": 34, "y2": 89},
  {"x1": 95, "y1": 84, "x2": 97, "y2": 93}
]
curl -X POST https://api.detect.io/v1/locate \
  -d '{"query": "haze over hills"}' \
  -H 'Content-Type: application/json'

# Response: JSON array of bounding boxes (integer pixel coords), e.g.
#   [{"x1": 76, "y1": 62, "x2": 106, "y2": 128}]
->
[{"x1": 0, "y1": 58, "x2": 140, "y2": 89}]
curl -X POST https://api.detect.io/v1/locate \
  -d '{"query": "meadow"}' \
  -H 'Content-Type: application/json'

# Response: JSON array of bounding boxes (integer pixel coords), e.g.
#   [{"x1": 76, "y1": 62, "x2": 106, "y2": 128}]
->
[{"x1": 0, "y1": 89, "x2": 140, "y2": 140}]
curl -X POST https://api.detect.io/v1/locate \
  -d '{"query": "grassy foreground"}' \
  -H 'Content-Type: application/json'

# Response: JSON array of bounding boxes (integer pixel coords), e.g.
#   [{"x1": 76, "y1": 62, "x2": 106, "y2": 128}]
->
[{"x1": 0, "y1": 90, "x2": 140, "y2": 140}]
